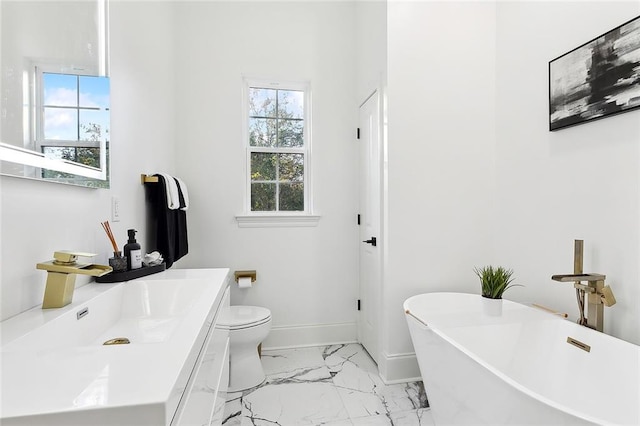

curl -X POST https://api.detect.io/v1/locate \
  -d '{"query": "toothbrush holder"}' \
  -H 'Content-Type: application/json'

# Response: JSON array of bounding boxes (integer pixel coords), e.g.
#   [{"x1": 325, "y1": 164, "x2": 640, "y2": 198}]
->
[{"x1": 109, "y1": 251, "x2": 128, "y2": 273}]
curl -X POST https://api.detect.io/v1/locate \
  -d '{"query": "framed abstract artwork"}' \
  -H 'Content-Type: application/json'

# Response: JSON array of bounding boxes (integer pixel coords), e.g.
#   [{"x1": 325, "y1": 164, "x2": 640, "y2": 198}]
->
[{"x1": 549, "y1": 15, "x2": 640, "y2": 131}]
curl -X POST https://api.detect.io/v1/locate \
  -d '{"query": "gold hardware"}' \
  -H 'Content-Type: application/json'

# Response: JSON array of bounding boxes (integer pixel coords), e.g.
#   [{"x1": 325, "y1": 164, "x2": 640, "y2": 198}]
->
[
  {"x1": 531, "y1": 303, "x2": 568, "y2": 318},
  {"x1": 573, "y1": 282, "x2": 596, "y2": 293},
  {"x1": 52, "y1": 250, "x2": 96, "y2": 265},
  {"x1": 37, "y1": 252, "x2": 112, "y2": 309},
  {"x1": 141, "y1": 174, "x2": 159, "y2": 184},
  {"x1": 234, "y1": 270, "x2": 257, "y2": 283},
  {"x1": 37, "y1": 261, "x2": 112, "y2": 276},
  {"x1": 405, "y1": 309, "x2": 429, "y2": 327},
  {"x1": 551, "y1": 273, "x2": 606, "y2": 282},
  {"x1": 601, "y1": 285, "x2": 616, "y2": 307},
  {"x1": 567, "y1": 336, "x2": 591, "y2": 352},
  {"x1": 103, "y1": 337, "x2": 130, "y2": 345},
  {"x1": 42, "y1": 273, "x2": 77, "y2": 309},
  {"x1": 574, "y1": 240, "x2": 583, "y2": 276},
  {"x1": 552, "y1": 240, "x2": 616, "y2": 333}
]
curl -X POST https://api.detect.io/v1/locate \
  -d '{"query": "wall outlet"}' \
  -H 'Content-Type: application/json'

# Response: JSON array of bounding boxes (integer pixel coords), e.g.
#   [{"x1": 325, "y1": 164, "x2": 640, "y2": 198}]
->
[{"x1": 111, "y1": 196, "x2": 121, "y2": 222}]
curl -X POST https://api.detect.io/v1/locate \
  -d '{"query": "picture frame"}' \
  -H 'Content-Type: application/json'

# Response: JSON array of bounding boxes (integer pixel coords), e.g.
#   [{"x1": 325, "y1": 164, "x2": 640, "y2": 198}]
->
[{"x1": 549, "y1": 15, "x2": 640, "y2": 131}]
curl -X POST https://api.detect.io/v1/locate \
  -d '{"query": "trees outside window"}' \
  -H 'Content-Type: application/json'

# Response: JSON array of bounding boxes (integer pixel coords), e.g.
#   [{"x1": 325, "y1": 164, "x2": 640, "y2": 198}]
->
[
  {"x1": 37, "y1": 69, "x2": 109, "y2": 184},
  {"x1": 246, "y1": 81, "x2": 310, "y2": 213}
]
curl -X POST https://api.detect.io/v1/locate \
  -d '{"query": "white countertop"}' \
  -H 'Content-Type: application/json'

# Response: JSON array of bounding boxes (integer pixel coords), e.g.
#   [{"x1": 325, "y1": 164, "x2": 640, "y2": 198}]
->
[{"x1": 1, "y1": 268, "x2": 230, "y2": 425}]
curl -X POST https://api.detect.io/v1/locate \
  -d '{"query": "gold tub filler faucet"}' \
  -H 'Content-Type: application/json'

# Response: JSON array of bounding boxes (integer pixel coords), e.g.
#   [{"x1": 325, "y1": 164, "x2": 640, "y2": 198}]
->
[
  {"x1": 37, "y1": 251, "x2": 112, "y2": 309},
  {"x1": 552, "y1": 240, "x2": 616, "y2": 332}
]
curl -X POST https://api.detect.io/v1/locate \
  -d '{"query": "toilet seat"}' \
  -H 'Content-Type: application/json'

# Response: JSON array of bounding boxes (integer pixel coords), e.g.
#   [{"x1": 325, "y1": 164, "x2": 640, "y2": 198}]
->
[{"x1": 219, "y1": 305, "x2": 271, "y2": 330}]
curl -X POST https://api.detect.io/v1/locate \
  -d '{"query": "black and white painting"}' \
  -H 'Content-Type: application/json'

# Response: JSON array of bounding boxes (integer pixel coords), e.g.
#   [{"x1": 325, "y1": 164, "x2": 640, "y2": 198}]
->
[{"x1": 549, "y1": 15, "x2": 640, "y2": 131}]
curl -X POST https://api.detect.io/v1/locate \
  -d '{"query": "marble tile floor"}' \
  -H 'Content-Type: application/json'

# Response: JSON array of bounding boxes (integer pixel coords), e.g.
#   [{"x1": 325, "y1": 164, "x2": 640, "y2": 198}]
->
[{"x1": 222, "y1": 343, "x2": 433, "y2": 426}]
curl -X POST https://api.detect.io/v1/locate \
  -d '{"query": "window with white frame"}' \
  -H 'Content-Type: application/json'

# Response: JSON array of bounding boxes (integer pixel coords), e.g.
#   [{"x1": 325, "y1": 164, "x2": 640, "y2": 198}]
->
[
  {"x1": 245, "y1": 80, "x2": 310, "y2": 213},
  {"x1": 35, "y1": 66, "x2": 110, "y2": 180}
]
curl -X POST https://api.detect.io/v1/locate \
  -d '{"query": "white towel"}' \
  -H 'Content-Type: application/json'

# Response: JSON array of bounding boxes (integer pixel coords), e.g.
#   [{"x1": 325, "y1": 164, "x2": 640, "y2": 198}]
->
[
  {"x1": 158, "y1": 173, "x2": 180, "y2": 210},
  {"x1": 175, "y1": 177, "x2": 189, "y2": 211}
]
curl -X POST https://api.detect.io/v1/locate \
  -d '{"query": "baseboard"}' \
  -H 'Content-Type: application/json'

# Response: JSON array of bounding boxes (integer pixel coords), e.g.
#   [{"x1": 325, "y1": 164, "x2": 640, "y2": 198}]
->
[
  {"x1": 377, "y1": 351, "x2": 422, "y2": 384},
  {"x1": 261, "y1": 321, "x2": 358, "y2": 350},
  {"x1": 260, "y1": 323, "x2": 422, "y2": 384}
]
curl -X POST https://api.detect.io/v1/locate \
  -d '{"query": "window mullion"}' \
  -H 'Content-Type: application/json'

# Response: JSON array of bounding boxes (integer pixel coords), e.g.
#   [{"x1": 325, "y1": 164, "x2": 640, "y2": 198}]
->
[
  {"x1": 250, "y1": 146, "x2": 304, "y2": 154},
  {"x1": 275, "y1": 90, "x2": 279, "y2": 211},
  {"x1": 275, "y1": 150, "x2": 280, "y2": 212},
  {"x1": 41, "y1": 140, "x2": 99, "y2": 148},
  {"x1": 76, "y1": 76, "x2": 80, "y2": 141}
]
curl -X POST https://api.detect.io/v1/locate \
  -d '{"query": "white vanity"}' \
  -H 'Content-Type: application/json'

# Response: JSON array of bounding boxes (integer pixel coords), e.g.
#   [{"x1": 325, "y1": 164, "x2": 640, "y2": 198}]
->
[{"x1": 0, "y1": 268, "x2": 231, "y2": 426}]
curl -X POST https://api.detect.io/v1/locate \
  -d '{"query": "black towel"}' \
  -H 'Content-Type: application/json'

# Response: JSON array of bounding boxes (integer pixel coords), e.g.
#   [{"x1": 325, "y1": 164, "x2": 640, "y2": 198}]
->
[{"x1": 146, "y1": 174, "x2": 189, "y2": 268}]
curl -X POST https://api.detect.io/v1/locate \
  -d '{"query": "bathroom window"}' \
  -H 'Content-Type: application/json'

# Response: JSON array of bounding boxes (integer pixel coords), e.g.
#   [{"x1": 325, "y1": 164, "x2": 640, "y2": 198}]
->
[
  {"x1": 34, "y1": 66, "x2": 110, "y2": 179},
  {"x1": 244, "y1": 79, "x2": 312, "y2": 215}
]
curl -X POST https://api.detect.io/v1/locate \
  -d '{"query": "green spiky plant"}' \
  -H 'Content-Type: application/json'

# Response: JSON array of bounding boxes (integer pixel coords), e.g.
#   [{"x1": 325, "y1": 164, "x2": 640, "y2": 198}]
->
[{"x1": 474, "y1": 266, "x2": 520, "y2": 299}]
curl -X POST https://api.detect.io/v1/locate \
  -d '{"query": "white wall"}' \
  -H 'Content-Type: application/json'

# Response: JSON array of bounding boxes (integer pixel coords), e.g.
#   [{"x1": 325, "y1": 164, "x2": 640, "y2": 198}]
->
[
  {"x1": 356, "y1": 1, "x2": 387, "y2": 104},
  {"x1": 494, "y1": 1, "x2": 640, "y2": 344},
  {"x1": 384, "y1": 1, "x2": 498, "y2": 380},
  {"x1": 354, "y1": 0, "x2": 388, "y2": 372},
  {"x1": 386, "y1": 0, "x2": 640, "y2": 383},
  {"x1": 0, "y1": 1, "x2": 176, "y2": 321},
  {"x1": 172, "y1": 2, "x2": 360, "y2": 348}
]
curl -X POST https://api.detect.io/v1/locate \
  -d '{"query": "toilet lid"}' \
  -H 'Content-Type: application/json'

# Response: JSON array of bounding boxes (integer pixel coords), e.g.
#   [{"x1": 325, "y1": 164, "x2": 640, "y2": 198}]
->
[{"x1": 219, "y1": 305, "x2": 271, "y2": 329}]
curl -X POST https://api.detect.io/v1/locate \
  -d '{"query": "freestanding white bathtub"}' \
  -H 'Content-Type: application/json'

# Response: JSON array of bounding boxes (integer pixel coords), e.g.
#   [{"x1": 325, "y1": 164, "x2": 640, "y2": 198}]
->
[{"x1": 404, "y1": 293, "x2": 640, "y2": 425}]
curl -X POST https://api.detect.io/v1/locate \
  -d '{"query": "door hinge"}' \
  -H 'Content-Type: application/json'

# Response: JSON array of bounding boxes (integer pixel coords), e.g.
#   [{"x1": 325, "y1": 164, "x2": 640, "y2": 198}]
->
[
  {"x1": 357, "y1": 299, "x2": 361, "y2": 311},
  {"x1": 357, "y1": 214, "x2": 361, "y2": 225},
  {"x1": 357, "y1": 128, "x2": 360, "y2": 139}
]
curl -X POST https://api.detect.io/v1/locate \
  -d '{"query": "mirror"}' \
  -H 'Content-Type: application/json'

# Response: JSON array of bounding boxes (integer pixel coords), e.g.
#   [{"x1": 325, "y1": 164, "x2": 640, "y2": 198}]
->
[{"x1": 0, "y1": 0, "x2": 110, "y2": 187}]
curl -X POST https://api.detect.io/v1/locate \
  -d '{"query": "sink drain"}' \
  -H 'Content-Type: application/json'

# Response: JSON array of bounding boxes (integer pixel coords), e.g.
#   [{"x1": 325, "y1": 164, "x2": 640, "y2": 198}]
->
[{"x1": 103, "y1": 337, "x2": 130, "y2": 345}]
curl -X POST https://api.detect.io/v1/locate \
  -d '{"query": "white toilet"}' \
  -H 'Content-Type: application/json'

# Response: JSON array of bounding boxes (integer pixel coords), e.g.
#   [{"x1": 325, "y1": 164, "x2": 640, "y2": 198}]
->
[{"x1": 219, "y1": 305, "x2": 272, "y2": 392}]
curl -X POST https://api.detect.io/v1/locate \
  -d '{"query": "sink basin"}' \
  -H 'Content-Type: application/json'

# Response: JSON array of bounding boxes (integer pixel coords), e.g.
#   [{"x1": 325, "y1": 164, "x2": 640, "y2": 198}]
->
[
  {"x1": 1, "y1": 268, "x2": 230, "y2": 426},
  {"x1": 5, "y1": 279, "x2": 205, "y2": 351}
]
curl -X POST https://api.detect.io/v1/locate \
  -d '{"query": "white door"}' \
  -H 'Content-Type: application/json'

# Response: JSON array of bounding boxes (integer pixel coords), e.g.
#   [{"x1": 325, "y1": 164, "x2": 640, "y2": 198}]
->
[{"x1": 358, "y1": 92, "x2": 381, "y2": 363}]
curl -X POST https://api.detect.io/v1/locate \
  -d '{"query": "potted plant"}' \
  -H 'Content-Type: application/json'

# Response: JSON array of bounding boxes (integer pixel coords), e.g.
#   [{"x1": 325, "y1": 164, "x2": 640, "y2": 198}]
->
[{"x1": 473, "y1": 265, "x2": 519, "y2": 299}]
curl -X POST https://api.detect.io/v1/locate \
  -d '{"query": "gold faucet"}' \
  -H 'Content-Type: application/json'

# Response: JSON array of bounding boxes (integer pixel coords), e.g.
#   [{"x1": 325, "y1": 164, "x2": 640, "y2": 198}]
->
[
  {"x1": 551, "y1": 240, "x2": 616, "y2": 332},
  {"x1": 36, "y1": 251, "x2": 112, "y2": 309}
]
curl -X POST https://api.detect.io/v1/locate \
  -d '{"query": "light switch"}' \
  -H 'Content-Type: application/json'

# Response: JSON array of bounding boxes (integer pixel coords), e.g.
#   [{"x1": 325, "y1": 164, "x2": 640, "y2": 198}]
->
[{"x1": 111, "y1": 196, "x2": 121, "y2": 222}]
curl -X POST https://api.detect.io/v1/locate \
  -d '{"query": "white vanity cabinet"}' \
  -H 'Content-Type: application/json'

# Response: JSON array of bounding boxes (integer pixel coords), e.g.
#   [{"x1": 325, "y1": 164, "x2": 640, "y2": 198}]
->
[{"x1": 172, "y1": 286, "x2": 230, "y2": 426}]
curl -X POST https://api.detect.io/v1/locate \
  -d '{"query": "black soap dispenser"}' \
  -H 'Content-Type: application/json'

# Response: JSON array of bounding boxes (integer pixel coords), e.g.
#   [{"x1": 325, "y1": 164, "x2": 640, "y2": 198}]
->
[{"x1": 124, "y1": 229, "x2": 142, "y2": 270}]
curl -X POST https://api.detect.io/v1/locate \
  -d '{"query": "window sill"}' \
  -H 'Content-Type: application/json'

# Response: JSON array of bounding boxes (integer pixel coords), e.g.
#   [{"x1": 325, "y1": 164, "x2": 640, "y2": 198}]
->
[{"x1": 235, "y1": 214, "x2": 321, "y2": 228}]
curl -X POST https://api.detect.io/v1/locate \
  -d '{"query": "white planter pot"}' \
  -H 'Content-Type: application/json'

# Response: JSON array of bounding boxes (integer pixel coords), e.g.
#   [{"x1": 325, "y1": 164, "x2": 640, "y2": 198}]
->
[{"x1": 482, "y1": 296, "x2": 503, "y2": 316}]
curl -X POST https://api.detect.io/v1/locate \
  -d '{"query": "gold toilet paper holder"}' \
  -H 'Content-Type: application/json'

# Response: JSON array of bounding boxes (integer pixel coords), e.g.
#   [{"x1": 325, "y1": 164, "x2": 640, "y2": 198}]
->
[{"x1": 234, "y1": 270, "x2": 257, "y2": 283}]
